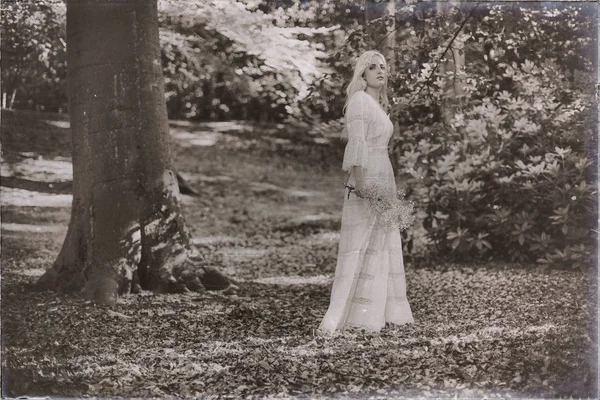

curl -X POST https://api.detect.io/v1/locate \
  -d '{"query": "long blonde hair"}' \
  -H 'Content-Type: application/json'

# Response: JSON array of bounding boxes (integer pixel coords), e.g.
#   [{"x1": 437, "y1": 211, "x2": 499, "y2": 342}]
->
[{"x1": 341, "y1": 50, "x2": 390, "y2": 139}]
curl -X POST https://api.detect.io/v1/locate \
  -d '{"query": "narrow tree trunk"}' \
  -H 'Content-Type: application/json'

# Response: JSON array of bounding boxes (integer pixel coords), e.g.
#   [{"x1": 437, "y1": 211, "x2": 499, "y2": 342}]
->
[
  {"x1": 383, "y1": 0, "x2": 397, "y2": 73},
  {"x1": 437, "y1": 1, "x2": 465, "y2": 127},
  {"x1": 37, "y1": 0, "x2": 231, "y2": 305},
  {"x1": 384, "y1": 0, "x2": 402, "y2": 171}
]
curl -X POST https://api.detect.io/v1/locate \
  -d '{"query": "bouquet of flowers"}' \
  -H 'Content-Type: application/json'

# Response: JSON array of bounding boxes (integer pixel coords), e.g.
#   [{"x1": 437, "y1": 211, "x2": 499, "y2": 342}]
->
[{"x1": 343, "y1": 182, "x2": 415, "y2": 231}]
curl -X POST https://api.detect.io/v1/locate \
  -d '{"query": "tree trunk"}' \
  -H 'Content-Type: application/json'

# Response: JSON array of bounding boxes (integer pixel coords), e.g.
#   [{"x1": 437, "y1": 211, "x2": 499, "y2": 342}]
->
[
  {"x1": 383, "y1": 0, "x2": 397, "y2": 74},
  {"x1": 37, "y1": 0, "x2": 231, "y2": 305},
  {"x1": 437, "y1": 1, "x2": 465, "y2": 127},
  {"x1": 384, "y1": 0, "x2": 402, "y2": 172}
]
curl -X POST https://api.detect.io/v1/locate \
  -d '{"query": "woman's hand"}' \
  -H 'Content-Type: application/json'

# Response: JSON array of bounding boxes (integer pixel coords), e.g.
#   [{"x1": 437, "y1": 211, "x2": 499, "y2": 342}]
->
[{"x1": 354, "y1": 182, "x2": 366, "y2": 198}]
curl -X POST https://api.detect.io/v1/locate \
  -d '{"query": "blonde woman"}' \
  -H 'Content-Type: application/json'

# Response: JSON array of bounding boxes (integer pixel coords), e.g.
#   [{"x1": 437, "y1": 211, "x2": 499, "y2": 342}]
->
[{"x1": 319, "y1": 50, "x2": 414, "y2": 333}]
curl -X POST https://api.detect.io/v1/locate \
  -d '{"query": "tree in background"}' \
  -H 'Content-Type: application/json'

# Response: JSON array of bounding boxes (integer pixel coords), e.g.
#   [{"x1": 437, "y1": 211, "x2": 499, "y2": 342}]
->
[
  {"x1": 1, "y1": 0, "x2": 335, "y2": 122},
  {"x1": 1, "y1": 0, "x2": 67, "y2": 110},
  {"x1": 37, "y1": 0, "x2": 231, "y2": 304},
  {"x1": 435, "y1": 1, "x2": 466, "y2": 128}
]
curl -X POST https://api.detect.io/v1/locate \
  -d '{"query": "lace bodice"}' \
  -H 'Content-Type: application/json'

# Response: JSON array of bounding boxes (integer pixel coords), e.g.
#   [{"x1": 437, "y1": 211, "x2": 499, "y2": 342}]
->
[{"x1": 342, "y1": 91, "x2": 394, "y2": 172}]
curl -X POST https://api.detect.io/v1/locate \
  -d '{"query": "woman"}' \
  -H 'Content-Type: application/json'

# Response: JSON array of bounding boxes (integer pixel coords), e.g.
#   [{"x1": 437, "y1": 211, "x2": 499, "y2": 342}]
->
[{"x1": 319, "y1": 50, "x2": 414, "y2": 333}]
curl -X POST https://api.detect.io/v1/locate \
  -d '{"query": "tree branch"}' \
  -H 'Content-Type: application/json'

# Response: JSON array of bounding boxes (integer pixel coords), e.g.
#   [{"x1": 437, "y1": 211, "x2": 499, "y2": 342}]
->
[{"x1": 409, "y1": 2, "x2": 480, "y2": 106}]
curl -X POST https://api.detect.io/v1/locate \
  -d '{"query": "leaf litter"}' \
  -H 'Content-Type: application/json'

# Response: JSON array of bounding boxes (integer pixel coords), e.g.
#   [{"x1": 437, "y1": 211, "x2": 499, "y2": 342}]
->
[{"x1": 2, "y1": 120, "x2": 597, "y2": 399}]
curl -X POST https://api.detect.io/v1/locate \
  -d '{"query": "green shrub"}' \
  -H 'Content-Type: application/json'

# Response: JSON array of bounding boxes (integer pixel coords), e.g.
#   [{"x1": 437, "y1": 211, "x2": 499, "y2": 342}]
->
[
  {"x1": 312, "y1": 2, "x2": 598, "y2": 268},
  {"x1": 396, "y1": 55, "x2": 597, "y2": 267}
]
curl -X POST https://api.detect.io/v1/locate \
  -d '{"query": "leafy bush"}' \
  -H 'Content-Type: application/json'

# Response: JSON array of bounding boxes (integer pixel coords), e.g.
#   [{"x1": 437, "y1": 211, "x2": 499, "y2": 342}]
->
[
  {"x1": 310, "y1": 2, "x2": 597, "y2": 268},
  {"x1": 392, "y1": 4, "x2": 598, "y2": 267},
  {"x1": 398, "y1": 122, "x2": 596, "y2": 267}
]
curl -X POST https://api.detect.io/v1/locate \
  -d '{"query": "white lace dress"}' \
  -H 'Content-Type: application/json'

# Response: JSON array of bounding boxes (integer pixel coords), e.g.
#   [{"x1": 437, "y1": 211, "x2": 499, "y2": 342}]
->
[{"x1": 319, "y1": 90, "x2": 414, "y2": 333}]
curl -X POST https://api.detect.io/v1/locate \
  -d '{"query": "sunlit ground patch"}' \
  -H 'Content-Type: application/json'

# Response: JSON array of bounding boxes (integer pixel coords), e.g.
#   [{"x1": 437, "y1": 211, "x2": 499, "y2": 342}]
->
[
  {"x1": 1, "y1": 155, "x2": 73, "y2": 182},
  {"x1": 170, "y1": 129, "x2": 223, "y2": 147},
  {"x1": 199, "y1": 121, "x2": 251, "y2": 133},
  {"x1": 0, "y1": 187, "x2": 72, "y2": 207},
  {"x1": 9, "y1": 267, "x2": 46, "y2": 277},
  {"x1": 249, "y1": 181, "x2": 283, "y2": 193},
  {"x1": 249, "y1": 323, "x2": 564, "y2": 355},
  {"x1": 428, "y1": 323, "x2": 563, "y2": 345},
  {"x1": 219, "y1": 248, "x2": 268, "y2": 261},
  {"x1": 302, "y1": 231, "x2": 340, "y2": 244},
  {"x1": 43, "y1": 119, "x2": 70, "y2": 129},
  {"x1": 252, "y1": 274, "x2": 333, "y2": 286},
  {"x1": 169, "y1": 120, "x2": 250, "y2": 133},
  {"x1": 194, "y1": 336, "x2": 302, "y2": 356},
  {"x1": 191, "y1": 236, "x2": 242, "y2": 246},
  {"x1": 1, "y1": 222, "x2": 66, "y2": 233},
  {"x1": 2, "y1": 257, "x2": 52, "y2": 277},
  {"x1": 182, "y1": 173, "x2": 233, "y2": 183},
  {"x1": 285, "y1": 188, "x2": 323, "y2": 198}
]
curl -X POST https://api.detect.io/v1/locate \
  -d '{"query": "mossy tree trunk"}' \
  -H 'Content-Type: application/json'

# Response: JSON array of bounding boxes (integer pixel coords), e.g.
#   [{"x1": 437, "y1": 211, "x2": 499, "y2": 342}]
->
[{"x1": 37, "y1": 0, "x2": 231, "y2": 305}]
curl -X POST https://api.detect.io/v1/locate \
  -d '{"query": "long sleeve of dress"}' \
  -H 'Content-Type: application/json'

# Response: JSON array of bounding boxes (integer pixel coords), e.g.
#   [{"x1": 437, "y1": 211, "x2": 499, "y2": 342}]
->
[{"x1": 342, "y1": 92, "x2": 370, "y2": 172}]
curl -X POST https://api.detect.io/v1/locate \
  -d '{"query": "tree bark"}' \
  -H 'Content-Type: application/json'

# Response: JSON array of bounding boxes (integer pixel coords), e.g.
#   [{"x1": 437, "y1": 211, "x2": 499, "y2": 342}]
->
[
  {"x1": 37, "y1": 0, "x2": 231, "y2": 305},
  {"x1": 436, "y1": 1, "x2": 465, "y2": 127},
  {"x1": 383, "y1": 0, "x2": 397, "y2": 74},
  {"x1": 383, "y1": 0, "x2": 403, "y2": 172}
]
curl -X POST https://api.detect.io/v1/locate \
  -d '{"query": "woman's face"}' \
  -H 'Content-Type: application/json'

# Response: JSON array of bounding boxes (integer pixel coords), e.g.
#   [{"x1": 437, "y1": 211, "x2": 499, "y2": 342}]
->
[{"x1": 362, "y1": 55, "x2": 386, "y2": 90}]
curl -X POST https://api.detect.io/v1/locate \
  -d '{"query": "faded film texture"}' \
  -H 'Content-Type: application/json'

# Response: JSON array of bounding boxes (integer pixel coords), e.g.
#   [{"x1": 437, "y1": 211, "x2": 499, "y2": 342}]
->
[{"x1": 1, "y1": 0, "x2": 597, "y2": 399}]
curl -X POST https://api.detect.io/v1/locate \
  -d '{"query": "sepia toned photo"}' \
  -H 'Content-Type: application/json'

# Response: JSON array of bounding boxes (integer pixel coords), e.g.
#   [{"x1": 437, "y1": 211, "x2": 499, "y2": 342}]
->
[{"x1": 1, "y1": 0, "x2": 598, "y2": 398}]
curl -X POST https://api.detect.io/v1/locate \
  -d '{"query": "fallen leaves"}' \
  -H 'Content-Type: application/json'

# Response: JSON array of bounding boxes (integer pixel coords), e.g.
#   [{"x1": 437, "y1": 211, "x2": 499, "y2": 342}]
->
[
  {"x1": 3, "y1": 264, "x2": 596, "y2": 398},
  {"x1": 2, "y1": 118, "x2": 597, "y2": 399}
]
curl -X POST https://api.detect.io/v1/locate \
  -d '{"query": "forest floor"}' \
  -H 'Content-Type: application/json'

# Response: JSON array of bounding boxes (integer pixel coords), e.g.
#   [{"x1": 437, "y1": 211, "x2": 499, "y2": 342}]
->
[{"x1": 1, "y1": 110, "x2": 597, "y2": 399}]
